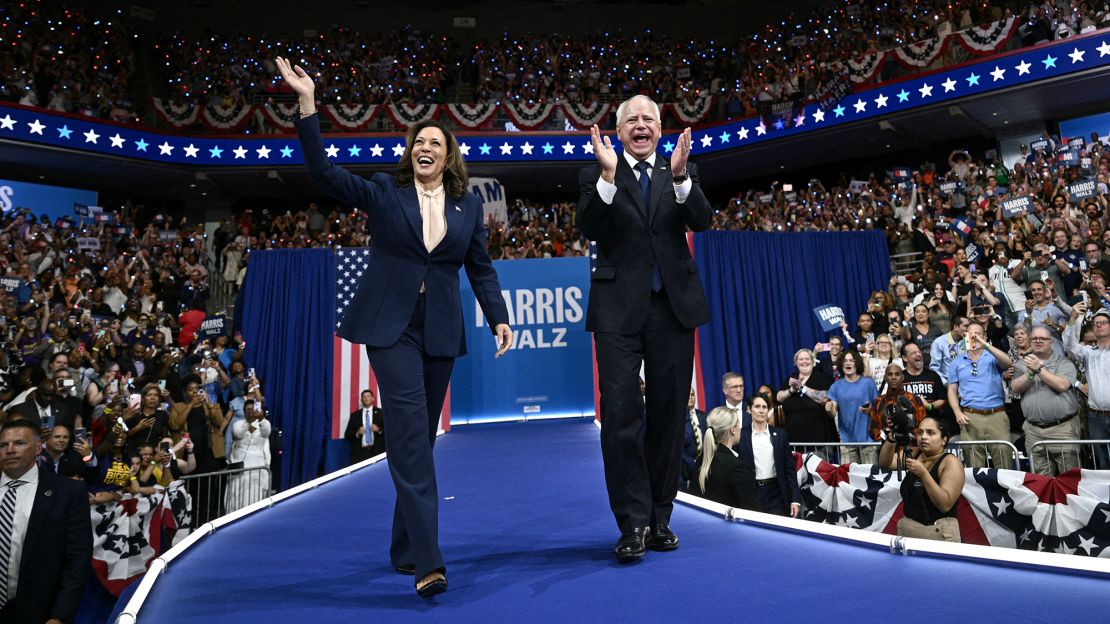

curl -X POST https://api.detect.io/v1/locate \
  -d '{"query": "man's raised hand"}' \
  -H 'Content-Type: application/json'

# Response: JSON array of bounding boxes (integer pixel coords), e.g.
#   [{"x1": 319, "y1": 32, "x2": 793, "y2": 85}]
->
[
  {"x1": 670, "y1": 127, "x2": 692, "y2": 178},
  {"x1": 591, "y1": 124, "x2": 618, "y2": 183}
]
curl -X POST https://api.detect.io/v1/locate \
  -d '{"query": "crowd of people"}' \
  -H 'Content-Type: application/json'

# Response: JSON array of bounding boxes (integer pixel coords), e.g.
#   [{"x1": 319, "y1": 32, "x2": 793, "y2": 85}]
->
[
  {"x1": 683, "y1": 132, "x2": 1110, "y2": 486},
  {"x1": 0, "y1": 2, "x2": 138, "y2": 122},
  {"x1": 0, "y1": 202, "x2": 275, "y2": 529},
  {"x1": 6, "y1": 1, "x2": 1109, "y2": 129}
]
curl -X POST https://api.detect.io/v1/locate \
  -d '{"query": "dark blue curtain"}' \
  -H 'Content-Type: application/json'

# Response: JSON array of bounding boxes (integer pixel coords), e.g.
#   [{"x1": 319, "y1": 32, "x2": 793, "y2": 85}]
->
[
  {"x1": 694, "y1": 230, "x2": 891, "y2": 408},
  {"x1": 236, "y1": 249, "x2": 335, "y2": 489}
]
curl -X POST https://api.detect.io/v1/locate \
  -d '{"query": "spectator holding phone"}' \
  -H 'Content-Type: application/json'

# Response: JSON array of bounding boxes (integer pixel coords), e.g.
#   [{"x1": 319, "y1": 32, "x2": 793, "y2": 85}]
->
[
  {"x1": 8, "y1": 367, "x2": 79, "y2": 434},
  {"x1": 129, "y1": 441, "x2": 184, "y2": 494},
  {"x1": 169, "y1": 376, "x2": 226, "y2": 473},
  {"x1": 125, "y1": 384, "x2": 170, "y2": 455},
  {"x1": 224, "y1": 398, "x2": 271, "y2": 513},
  {"x1": 89, "y1": 425, "x2": 133, "y2": 504},
  {"x1": 38, "y1": 424, "x2": 96, "y2": 477}
]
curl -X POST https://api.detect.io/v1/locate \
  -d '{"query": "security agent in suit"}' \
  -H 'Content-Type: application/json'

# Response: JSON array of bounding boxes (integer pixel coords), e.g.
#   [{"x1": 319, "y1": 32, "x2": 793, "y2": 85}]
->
[
  {"x1": 577, "y1": 95, "x2": 712, "y2": 561},
  {"x1": 277, "y1": 57, "x2": 512, "y2": 598},
  {"x1": 690, "y1": 407, "x2": 757, "y2": 510},
  {"x1": 681, "y1": 388, "x2": 708, "y2": 491},
  {"x1": 346, "y1": 389, "x2": 385, "y2": 464},
  {"x1": 0, "y1": 420, "x2": 92, "y2": 624},
  {"x1": 737, "y1": 395, "x2": 803, "y2": 518}
]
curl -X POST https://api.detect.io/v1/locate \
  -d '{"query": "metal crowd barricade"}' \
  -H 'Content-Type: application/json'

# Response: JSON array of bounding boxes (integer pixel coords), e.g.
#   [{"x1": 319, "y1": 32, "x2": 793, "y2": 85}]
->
[
  {"x1": 889, "y1": 251, "x2": 923, "y2": 276},
  {"x1": 946, "y1": 440, "x2": 1021, "y2": 470},
  {"x1": 179, "y1": 466, "x2": 272, "y2": 526},
  {"x1": 789, "y1": 442, "x2": 883, "y2": 464},
  {"x1": 1029, "y1": 440, "x2": 1110, "y2": 472}
]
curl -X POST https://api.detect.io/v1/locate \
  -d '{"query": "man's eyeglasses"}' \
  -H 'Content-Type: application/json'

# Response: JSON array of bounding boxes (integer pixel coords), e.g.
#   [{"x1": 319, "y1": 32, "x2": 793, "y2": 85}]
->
[{"x1": 1030, "y1": 337, "x2": 1051, "y2": 342}]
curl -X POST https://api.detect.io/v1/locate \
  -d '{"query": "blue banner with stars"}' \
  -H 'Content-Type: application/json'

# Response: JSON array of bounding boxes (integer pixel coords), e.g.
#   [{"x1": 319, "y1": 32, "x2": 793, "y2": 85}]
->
[{"x1": 1, "y1": 34, "x2": 1109, "y2": 167}]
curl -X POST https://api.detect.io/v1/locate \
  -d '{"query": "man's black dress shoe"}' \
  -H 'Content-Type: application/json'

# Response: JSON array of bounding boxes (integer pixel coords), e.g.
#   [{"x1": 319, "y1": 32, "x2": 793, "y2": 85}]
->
[
  {"x1": 647, "y1": 524, "x2": 679, "y2": 551},
  {"x1": 395, "y1": 563, "x2": 415, "y2": 575},
  {"x1": 615, "y1": 527, "x2": 650, "y2": 562}
]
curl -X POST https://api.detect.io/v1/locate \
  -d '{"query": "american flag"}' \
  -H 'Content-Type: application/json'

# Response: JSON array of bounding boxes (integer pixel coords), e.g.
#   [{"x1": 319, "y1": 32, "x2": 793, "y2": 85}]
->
[{"x1": 332, "y1": 247, "x2": 377, "y2": 439}]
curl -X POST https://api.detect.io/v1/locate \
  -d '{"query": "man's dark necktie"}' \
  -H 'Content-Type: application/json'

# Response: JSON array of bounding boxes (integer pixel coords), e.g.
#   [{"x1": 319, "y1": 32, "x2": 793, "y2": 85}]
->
[
  {"x1": 635, "y1": 160, "x2": 663, "y2": 292},
  {"x1": 0, "y1": 479, "x2": 26, "y2": 608}
]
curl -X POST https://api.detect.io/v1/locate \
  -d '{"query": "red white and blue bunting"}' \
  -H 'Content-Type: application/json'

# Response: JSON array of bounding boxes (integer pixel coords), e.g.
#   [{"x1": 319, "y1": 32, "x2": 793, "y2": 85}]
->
[
  {"x1": 668, "y1": 94, "x2": 715, "y2": 125},
  {"x1": 443, "y1": 102, "x2": 498, "y2": 129},
  {"x1": 956, "y1": 16, "x2": 1021, "y2": 55},
  {"x1": 892, "y1": 35, "x2": 948, "y2": 69},
  {"x1": 151, "y1": 98, "x2": 198, "y2": 129},
  {"x1": 91, "y1": 485, "x2": 190, "y2": 596},
  {"x1": 562, "y1": 100, "x2": 612, "y2": 129},
  {"x1": 503, "y1": 100, "x2": 557, "y2": 130},
  {"x1": 201, "y1": 101, "x2": 252, "y2": 132},
  {"x1": 384, "y1": 102, "x2": 439, "y2": 128},
  {"x1": 322, "y1": 103, "x2": 379, "y2": 131},
  {"x1": 845, "y1": 52, "x2": 886, "y2": 84},
  {"x1": 259, "y1": 101, "x2": 301, "y2": 130}
]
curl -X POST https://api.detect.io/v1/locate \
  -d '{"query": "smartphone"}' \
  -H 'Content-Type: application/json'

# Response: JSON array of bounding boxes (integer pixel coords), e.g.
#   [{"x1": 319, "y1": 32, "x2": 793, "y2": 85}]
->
[
  {"x1": 108, "y1": 380, "x2": 119, "y2": 394},
  {"x1": 814, "y1": 342, "x2": 832, "y2": 353},
  {"x1": 247, "y1": 368, "x2": 256, "y2": 379},
  {"x1": 42, "y1": 413, "x2": 56, "y2": 431},
  {"x1": 158, "y1": 379, "x2": 167, "y2": 391},
  {"x1": 160, "y1": 441, "x2": 171, "y2": 454},
  {"x1": 74, "y1": 427, "x2": 87, "y2": 442},
  {"x1": 128, "y1": 393, "x2": 142, "y2": 411}
]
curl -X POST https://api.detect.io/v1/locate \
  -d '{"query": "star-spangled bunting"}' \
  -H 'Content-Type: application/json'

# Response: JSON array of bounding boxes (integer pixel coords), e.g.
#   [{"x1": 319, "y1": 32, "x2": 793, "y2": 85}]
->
[{"x1": 0, "y1": 36, "x2": 1105, "y2": 165}]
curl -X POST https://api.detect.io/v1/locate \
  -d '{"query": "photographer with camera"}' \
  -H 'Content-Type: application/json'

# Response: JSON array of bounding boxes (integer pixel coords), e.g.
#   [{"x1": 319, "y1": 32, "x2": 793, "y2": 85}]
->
[
  {"x1": 879, "y1": 416, "x2": 965, "y2": 542},
  {"x1": 868, "y1": 364, "x2": 926, "y2": 441}
]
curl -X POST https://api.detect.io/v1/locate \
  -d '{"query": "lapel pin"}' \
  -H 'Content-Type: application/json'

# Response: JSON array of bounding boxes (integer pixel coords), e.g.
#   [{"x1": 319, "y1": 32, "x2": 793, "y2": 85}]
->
[
  {"x1": 44, "y1": 490, "x2": 53, "y2": 497},
  {"x1": 455, "y1": 205, "x2": 461, "y2": 212}
]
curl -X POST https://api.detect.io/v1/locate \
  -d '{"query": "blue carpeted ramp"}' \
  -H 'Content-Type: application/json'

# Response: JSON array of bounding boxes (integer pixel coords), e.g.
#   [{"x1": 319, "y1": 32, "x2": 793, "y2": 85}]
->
[{"x1": 134, "y1": 419, "x2": 1109, "y2": 623}]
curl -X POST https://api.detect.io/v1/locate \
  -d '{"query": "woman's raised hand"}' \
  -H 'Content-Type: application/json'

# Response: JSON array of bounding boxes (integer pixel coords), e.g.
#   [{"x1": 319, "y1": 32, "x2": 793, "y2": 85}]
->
[{"x1": 275, "y1": 56, "x2": 315, "y2": 99}]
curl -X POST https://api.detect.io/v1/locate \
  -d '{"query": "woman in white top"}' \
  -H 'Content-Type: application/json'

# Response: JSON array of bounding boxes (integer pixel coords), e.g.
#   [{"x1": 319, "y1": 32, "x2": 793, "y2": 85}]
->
[
  {"x1": 864, "y1": 333, "x2": 904, "y2": 389},
  {"x1": 224, "y1": 399, "x2": 272, "y2": 513}
]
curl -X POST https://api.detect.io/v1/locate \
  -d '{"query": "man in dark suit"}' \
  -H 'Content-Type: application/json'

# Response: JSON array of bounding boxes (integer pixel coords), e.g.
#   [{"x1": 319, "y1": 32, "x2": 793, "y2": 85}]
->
[
  {"x1": 37, "y1": 425, "x2": 96, "y2": 478},
  {"x1": 345, "y1": 389, "x2": 385, "y2": 465},
  {"x1": 681, "y1": 387, "x2": 707, "y2": 491},
  {"x1": 0, "y1": 420, "x2": 92, "y2": 624},
  {"x1": 577, "y1": 94, "x2": 712, "y2": 562},
  {"x1": 7, "y1": 368, "x2": 78, "y2": 434}
]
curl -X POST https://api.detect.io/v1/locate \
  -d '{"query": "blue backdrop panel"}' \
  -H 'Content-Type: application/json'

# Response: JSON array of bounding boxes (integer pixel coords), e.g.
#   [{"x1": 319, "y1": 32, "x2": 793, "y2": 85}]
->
[
  {"x1": 0, "y1": 178, "x2": 97, "y2": 220},
  {"x1": 453, "y1": 257, "x2": 593, "y2": 423},
  {"x1": 236, "y1": 249, "x2": 334, "y2": 489},
  {"x1": 694, "y1": 230, "x2": 891, "y2": 408}
]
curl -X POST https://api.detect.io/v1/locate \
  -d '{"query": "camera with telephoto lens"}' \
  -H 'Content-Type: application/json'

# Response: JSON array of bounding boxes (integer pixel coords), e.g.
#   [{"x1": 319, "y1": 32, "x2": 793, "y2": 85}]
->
[{"x1": 886, "y1": 396, "x2": 918, "y2": 447}]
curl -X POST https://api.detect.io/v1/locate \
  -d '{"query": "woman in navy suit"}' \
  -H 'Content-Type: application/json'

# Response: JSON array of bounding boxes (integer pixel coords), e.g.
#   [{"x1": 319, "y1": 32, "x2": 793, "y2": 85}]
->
[
  {"x1": 738, "y1": 394, "x2": 803, "y2": 517},
  {"x1": 691, "y1": 407, "x2": 756, "y2": 510},
  {"x1": 277, "y1": 57, "x2": 513, "y2": 598}
]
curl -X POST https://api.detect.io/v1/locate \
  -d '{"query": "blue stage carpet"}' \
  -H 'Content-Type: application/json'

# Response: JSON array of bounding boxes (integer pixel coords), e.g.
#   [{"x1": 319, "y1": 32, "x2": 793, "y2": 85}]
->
[{"x1": 135, "y1": 419, "x2": 1109, "y2": 623}]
